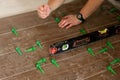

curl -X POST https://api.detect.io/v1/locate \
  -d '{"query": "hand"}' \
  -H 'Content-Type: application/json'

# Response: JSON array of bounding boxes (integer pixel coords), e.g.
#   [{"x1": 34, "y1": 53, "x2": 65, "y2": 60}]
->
[
  {"x1": 37, "y1": 4, "x2": 51, "y2": 19},
  {"x1": 58, "y1": 15, "x2": 82, "y2": 29}
]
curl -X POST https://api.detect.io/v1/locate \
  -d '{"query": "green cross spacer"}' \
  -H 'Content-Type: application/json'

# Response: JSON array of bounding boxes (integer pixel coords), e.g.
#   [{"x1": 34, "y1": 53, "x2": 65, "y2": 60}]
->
[
  {"x1": 35, "y1": 58, "x2": 47, "y2": 74},
  {"x1": 87, "y1": 48, "x2": 95, "y2": 56},
  {"x1": 117, "y1": 16, "x2": 120, "y2": 21},
  {"x1": 36, "y1": 41, "x2": 43, "y2": 49},
  {"x1": 25, "y1": 46, "x2": 36, "y2": 52},
  {"x1": 106, "y1": 66, "x2": 116, "y2": 74},
  {"x1": 55, "y1": 17, "x2": 61, "y2": 23},
  {"x1": 100, "y1": 6, "x2": 104, "y2": 10},
  {"x1": 11, "y1": 27, "x2": 18, "y2": 36},
  {"x1": 110, "y1": 58, "x2": 120, "y2": 65},
  {"x1": 98, "y1": 48, "x2": 108, "y2": 54},
  {"x1": 36, "y1": 63, "x2": 45, "y2": 74},
  {"x1": 51, "y1": 58, "x2": 60, "y2": 68},
  {"x1": 15, "y1": 47, "x2": 22, "y2": 55},
  {"x1": 36, "y1": 58, "x2": 47, "y2": 64},
  {"x1": 79, "y1": 28, "x2": 87, "y2": 35},
  {"x1": 110, "y1": 8, "x2": 117, "y2": 13},
  {"x1": 106, "y1": 41, "x2": 114, "y2": 49}
]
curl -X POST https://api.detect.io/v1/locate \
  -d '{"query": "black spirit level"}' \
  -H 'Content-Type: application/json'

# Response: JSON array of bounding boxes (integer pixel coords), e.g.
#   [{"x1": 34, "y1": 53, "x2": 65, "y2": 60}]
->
[{"x1": 49, "y1": 24, "x2": 120, "y2": 55}]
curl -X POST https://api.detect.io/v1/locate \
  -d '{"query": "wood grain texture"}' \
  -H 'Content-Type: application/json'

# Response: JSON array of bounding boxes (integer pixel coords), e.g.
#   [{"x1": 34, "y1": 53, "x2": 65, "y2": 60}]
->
[{"x1": 0, "y1": 0, "x2": 120, "y2": 80}]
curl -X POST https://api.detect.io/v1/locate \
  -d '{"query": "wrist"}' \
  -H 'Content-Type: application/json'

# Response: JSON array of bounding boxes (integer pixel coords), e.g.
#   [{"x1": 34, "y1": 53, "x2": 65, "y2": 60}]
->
[
  {"x1": 47, "y1": 3, "x2": 54, "y2": 13},
  {"x1": 48, "y1": 3, "x2": 57, "y2": 12},
  {"x1": 76, "y1": 13, "x2": 85, "y2": 23}
]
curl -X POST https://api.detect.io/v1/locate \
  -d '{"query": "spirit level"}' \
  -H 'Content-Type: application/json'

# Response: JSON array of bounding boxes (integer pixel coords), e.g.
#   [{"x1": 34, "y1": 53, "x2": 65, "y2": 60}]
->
[{"x1": 49, "y1": 24, "x2": 120, "y2": 55}]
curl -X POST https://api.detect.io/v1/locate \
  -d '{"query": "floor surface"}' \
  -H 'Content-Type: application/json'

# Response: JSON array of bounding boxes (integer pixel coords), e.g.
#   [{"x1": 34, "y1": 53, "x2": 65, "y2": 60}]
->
[{"x1": 0, "y1": 0, "x2": 120, "y2": 80}]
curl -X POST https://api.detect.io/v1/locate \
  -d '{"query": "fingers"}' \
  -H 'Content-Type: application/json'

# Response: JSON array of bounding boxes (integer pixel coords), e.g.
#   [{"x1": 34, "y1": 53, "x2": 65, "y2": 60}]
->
[
  {"x1": 58, "y1": 19, "x2": 68, "y2": 28},
  {"x1": 37, "y1": 4, "x2": 51, "y2": 19},
  {"x1": 38, "y1": 5, "x2": 45, "y2": 14},
  {"x1": 58, "y1": 15, "x2": 81, "y2": 29},
  {"x1": 37, "y1": 11, "x2": 47, "y2": 19},
  {"x1": 66, "y1": 24, "x2": 73, "y2": 29},
  {"x1": 58, "y1": 15, "x2": 72, "y2": 28},
  {"x1": 37, "y1": 5, "x2": 46, "y2": 18},
  {"x1": 38, "y1": 5, "x2": 44, "y2": 11}
]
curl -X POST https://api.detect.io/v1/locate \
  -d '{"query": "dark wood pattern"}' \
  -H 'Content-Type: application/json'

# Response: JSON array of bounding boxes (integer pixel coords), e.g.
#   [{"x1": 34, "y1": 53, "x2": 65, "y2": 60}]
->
[{"x1": 0, "y1": 0, "x2": 120, "y2": 80}]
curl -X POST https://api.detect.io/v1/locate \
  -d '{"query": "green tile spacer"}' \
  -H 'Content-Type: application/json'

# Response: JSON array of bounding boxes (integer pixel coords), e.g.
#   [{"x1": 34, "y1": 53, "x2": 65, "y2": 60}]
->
[
  {"x1": 106, "y1": 66, "x2": 116, "y2": 74},
  {"x1": 11, "y1": 27, "x2": 18, "y2": 36},
  {"x1": 87, "y1": 48, "x2": 95, "y2": 56},
  {"x1": 79, "y1": 28, "x2": 87, "y2": 35},
  {"x1": 98, "y1": 48, "x2": 108, "y2": 54},
  {"x1": 36, "y1": 63, "x2": 45, "y2": 74},
  {"x1": 110, "y1": 8, "x2": 117, "y2": 13},
  {"x1": 51, "y1": 58, "x2": 60, "y2": 68},
  {"x1": 55, "y1": 17, "x2": 61, "y2": 23},
  {"x1": 106, "y1": 41, "x2": 114, "y2": 49},
  {"x1": 36, "y1": 58, "x2": 47, "y2": 64},
  {"x1": 62, "y1": 13, "x2": 66, "y2": 17},
  {"x1": 110, "y1": 58, "x2": 120, "y2": 65},
  {"x1": 15, "y1": 47, "x2": 22, "y2": 56},
  {"x1": 100, "y1": 6, "x2": 104, "y2": 10},
  {"x1": 117, "y1": 16, "x2": 120, "y2": 21},
  {"x1": 36, "y1": 41, "x2": 43, "y2": 49},
  {"x1": 25, "y1": 46, "x2": 36, "y2": 52}
]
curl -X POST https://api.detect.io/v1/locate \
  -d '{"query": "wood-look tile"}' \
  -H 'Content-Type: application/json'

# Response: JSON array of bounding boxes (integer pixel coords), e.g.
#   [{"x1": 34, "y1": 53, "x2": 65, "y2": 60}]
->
[
  {"x1": 0, "y1": 0, "x2": 120, "y2": 80},
  {"x1": 85, "y1": 65, "x2": 120, "y2": 80},
  {"x1": 0, "y1": 18, "x2": 12, "y2": 34}
]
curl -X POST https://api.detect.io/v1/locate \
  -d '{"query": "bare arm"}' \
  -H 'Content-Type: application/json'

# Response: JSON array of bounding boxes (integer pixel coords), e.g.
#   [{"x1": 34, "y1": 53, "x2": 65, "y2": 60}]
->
[
  {"x1": 58, "y1": 0, "x2": 104, "y2": 29},
  {"x1": 48, "y1": 0, "x2": 65, "y2": 11},
  {"x1": 80, "y1": 0, "x2": 104, "y2": 19},
  {"x1": 37, "y1": 0, "x2": 65, "y2": 19}
]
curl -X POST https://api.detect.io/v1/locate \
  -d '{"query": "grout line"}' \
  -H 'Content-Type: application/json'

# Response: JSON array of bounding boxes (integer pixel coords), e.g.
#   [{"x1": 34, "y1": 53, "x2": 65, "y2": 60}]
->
[
  {"x1": 42, "y1": 21, "x2": 119, "y2": 44},
  {"x1": 84, "y1": 64, "x2": 120, "y2": 80},
  {"x1": 0, "y1": 31, "x2": 119, "y2": 57},
  {"x1": 84, "y1": 70, "x2": 107, "y2": 80},
  {"x1": 87, "y1": 21, "x2": 118, "y2": 31},
  {"x1": 0, "y1": 20, "x2": 118, "y2": 37},
  {"x1": 0, "y1": 31, "x2": 79, "y2": 57},
  {"x1": 49, "y1": 55, "x2": 120, "y2": 79},
  {"x1": 0, "y1": 46, "x2": 104, "y2": 80},
  {"x1": 106, "y1": 52, "x2": 114, "y2": 59},
  {"x1": 17, "y1": 21, "x2": 55, "y2": 32},
  {"x1": 0, "y1": 51, "x2": 14, "y2": 57},
  {"x1": 0, "y1": 47, "x2": 102, "y2": 80},
  {"x1": 0, "y1": 21, "x2": 55, "y2": 36},
  {"x1": 0, "y1": 21, "x2": 119, "y2": 79},
  {"x1": 0, "y1": 30, "x2": 119, "y2": 57},
  {"x1": 48, "y1": 56, "x2": 109, "y2": 78},
  {"x1": 1, "y1": 40, "x2": 120, "y2": 80},
  {"x1": 84, "y1": 36, "x2": 120, "y2": 80}
]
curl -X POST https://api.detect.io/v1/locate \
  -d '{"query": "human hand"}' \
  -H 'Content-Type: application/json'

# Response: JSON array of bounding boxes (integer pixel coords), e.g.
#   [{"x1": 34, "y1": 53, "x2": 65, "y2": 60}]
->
[
  {"x1": 58, "y1": 15, "x2": 82, "y2": 29},
  {"x1": 37, "y1": 4, "x2": 51, "y2": 19}
]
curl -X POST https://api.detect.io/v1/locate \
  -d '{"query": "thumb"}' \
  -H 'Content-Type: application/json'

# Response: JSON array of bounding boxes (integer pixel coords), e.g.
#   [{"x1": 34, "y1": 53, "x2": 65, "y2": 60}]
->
[{"x1": 38, "y1": 5, "x2": 45, "y2": 11}]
